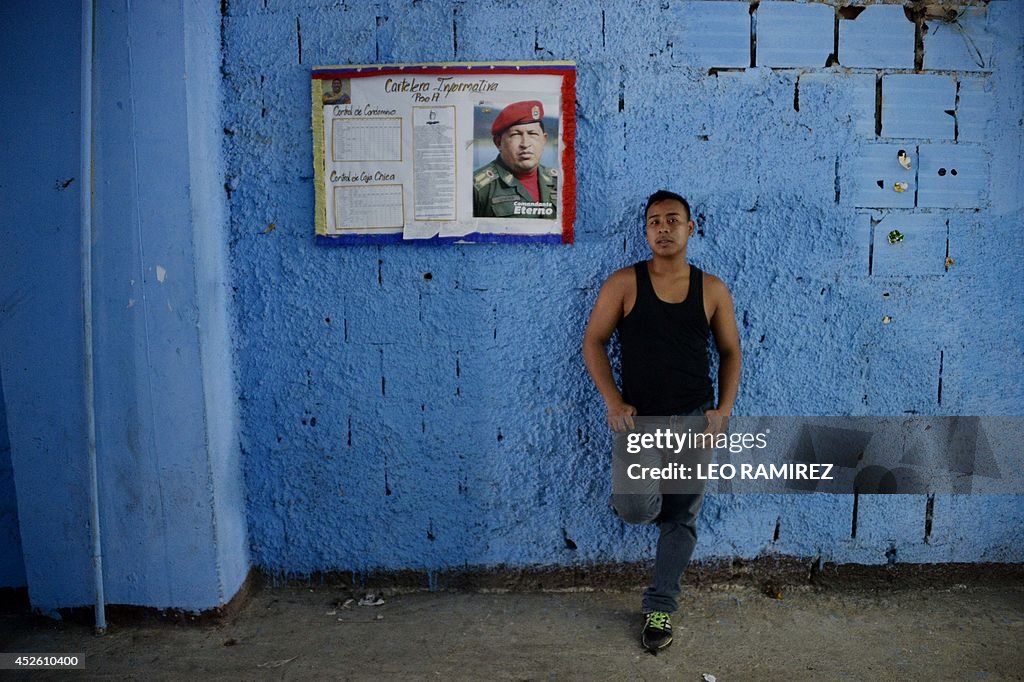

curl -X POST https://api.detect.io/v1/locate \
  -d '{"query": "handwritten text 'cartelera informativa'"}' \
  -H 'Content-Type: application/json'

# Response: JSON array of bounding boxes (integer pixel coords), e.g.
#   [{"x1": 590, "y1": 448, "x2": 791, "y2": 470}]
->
[{"x1": 384, "y1": 77, "x2": 500, "y2": 103}]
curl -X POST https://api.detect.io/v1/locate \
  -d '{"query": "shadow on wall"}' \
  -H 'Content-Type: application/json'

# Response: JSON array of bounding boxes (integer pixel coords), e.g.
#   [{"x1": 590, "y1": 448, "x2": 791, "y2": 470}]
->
[{"x1": 0, "y1": 374, "x2": 27, "y2": 589}]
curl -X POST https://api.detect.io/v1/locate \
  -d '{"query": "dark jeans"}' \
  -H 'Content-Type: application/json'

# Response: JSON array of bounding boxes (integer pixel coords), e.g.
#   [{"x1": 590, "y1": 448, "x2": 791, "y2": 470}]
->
[{"x1": 611, "y1": 403, "x2": 711, "y2": 614}]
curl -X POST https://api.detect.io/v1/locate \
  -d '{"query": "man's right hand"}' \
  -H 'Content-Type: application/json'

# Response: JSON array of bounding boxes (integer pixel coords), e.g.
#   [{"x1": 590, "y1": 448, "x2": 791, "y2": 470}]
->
[{"x1": 606, "y1": 400, "x2": 638, "y2": 433}]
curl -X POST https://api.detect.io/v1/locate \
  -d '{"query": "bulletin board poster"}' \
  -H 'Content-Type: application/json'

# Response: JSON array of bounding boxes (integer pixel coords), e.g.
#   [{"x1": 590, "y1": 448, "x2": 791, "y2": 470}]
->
[{"x1": 312, "y1": 62, "x2": 576, "y2": 245}]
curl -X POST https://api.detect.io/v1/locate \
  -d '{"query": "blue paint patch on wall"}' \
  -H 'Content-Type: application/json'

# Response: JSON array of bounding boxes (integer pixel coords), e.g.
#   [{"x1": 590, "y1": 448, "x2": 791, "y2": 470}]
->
[
  {"x1": 839, "y1": 4, "x2": 914, "y2": 70},
  {"x1": 670, "y1": 1, "x2": 750, "y2": 69},
  {"x1": 0, "y1": 0, "x2": 95, "y2": 611},
  {"x1": 871, "y1": 213, "x2": 947, "y2": 277},
  {"x1": 956, "y1": 76, "x2": 993, "y2": 144},
  {"x1": 917, "y1": 144, "x2": 989, "y2": 208},
  {"x1": 224, "y1": 0, "x2": 1024, "y2": 580},
  {"x1": 882, "y1": 74, "x2": 957, "y2": 141},
  {"x1": 799, "y1": 72, "x2": 875, "y2": 139},
  {"x1": 756, "y1": 1, "x2": 834, "y2": 68},
  {"x1": 845, "y1": 145, "x2": 917, "y2": 209}
]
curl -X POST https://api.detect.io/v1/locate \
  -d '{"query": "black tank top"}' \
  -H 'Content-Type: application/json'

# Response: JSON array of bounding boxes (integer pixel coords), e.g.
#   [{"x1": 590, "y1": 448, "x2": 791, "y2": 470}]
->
[{"x1": 617, "y1": 261, "x2": 713, "y2": 416}]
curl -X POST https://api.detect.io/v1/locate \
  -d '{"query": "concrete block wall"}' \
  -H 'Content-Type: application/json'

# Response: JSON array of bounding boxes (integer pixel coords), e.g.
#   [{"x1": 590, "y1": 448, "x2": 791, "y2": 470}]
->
[
  {"x1": 2, "y1": 0, "x2": 1020, "y2": 608},
  {"x1": 223, "y1": 0, "x2": 1024, "y2": 581}
]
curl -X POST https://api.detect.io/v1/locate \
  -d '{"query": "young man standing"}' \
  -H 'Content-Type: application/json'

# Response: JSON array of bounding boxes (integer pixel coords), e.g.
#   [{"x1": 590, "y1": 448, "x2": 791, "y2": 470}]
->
[{"x1": 582, "y1": 190, "x2": 741, "y2": 651}]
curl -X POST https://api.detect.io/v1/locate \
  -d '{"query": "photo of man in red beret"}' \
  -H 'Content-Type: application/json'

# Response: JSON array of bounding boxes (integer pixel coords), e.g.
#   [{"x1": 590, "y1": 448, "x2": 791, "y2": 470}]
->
[{"x1": 473, "y1": 100, "x2": 558, "y2": 219}]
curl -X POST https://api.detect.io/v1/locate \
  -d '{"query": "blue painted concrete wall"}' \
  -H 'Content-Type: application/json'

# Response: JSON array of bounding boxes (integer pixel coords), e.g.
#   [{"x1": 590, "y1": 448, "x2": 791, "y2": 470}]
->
[
  {"x1": 224, "y1": 0, "x2": 1023, "y2": 578},
  {"x1": 1, "y1": 0, "x2": 249, "y2": 612},
  {"x1": 0, "y1": 3, "x2": 95, "y2": 607},
  {"x1": 3, "y1": 0, "x2": 1022, "y2": 612}
]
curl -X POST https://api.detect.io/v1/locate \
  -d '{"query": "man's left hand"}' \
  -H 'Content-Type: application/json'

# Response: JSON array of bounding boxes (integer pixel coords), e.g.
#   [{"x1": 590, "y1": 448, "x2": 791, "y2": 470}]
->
[{"x1": 703, "y1": 408, "x2": 730, "y2": 438}]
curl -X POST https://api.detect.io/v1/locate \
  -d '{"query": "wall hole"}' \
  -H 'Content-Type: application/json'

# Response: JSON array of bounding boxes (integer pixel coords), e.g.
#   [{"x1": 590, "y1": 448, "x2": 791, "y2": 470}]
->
[
  {"x1": 938, "y1": 168, "x2": 946, "y2": 176},
  {"x1": 851, "y1": 492, "x2": 859, "y2": 538},
  {"x1": 876, "y1": 180, "x2": 884, "y2": 189},
  {"x1": 749, "y1": 1, "x2": 758, "y2": 68},
  {"x1": 954, "y1": 78, "x2": 961, "y2": 140},
  {"x1": 924, "y1": 493, "x2": 935, "y2": 543},
  {"x1": 423, "y1": 272, "x2": 432, "y2": 280},
  {"x1": 912, "y1": 7, "x2": 926, "y2": 71},
  {"x1": 452, "y1": 6, "x2": 458, "y2": 55},
  {"x1": 950, "y1": 168, "x2": 957, "y2": 176},
  {"x1": 874, "y1": 74, "x2": 883, "y2": 136},
  {"x1": 834, "y1": 156, "x2": 841, "y2": 203}
]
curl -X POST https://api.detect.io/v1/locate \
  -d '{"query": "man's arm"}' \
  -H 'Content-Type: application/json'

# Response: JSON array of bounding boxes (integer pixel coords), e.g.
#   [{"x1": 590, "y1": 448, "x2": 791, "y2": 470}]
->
[
  {"x1": 705, "y1": 275, "x2": 741, "y2": 432},
  {"x1": 582, "y1": 269, "x2": 636, "y2": 432}
]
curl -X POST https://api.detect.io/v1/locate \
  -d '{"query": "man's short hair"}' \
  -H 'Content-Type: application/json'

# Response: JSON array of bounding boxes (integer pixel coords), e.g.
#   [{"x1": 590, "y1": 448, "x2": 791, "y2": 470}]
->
[{"x1": 644, "y1": 190, "x2": 691, "y2": 221}]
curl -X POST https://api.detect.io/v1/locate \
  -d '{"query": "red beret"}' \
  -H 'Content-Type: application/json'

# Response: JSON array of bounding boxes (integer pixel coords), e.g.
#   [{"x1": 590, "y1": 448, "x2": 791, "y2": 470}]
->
[{"x1": 491, "y1": 100, "x2": 544, "y2": 137}]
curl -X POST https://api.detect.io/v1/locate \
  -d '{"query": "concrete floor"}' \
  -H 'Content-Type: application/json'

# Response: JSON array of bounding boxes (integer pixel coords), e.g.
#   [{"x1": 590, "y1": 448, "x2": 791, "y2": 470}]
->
[{"x1": 1, "y1": 582, "x2": 1022, "y2": 680}]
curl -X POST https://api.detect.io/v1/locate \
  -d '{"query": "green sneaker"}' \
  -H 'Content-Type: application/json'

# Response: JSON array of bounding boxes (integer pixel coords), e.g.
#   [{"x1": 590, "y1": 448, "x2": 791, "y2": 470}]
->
[{"x1": 641, "y1": 611, "x2": 673, "y2": 651}]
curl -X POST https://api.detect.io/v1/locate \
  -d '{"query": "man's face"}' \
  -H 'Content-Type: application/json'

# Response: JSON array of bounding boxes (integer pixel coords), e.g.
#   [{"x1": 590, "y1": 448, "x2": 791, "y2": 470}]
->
[
  {"x1": 331, "y1": 80, "x2": 342, "y2": 94},
  {"x1": 645, "y1": 199, "x2": 694, "y2": 257},
  {"x1": 496, "y1": 122, "x2": 547, "y2": 174}
]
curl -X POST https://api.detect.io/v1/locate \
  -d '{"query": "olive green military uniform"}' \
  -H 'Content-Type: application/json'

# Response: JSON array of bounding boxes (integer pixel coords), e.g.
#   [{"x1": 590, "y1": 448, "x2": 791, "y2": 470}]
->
[{"x1": 473, "y1": 155, "x2": 558, "y2": 219}]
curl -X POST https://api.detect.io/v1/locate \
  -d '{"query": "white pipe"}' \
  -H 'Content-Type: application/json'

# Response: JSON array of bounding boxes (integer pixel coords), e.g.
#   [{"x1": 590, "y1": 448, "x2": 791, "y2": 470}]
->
[{"x1": 81, "y1": 0, "x2": 106, "y2": 636}]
